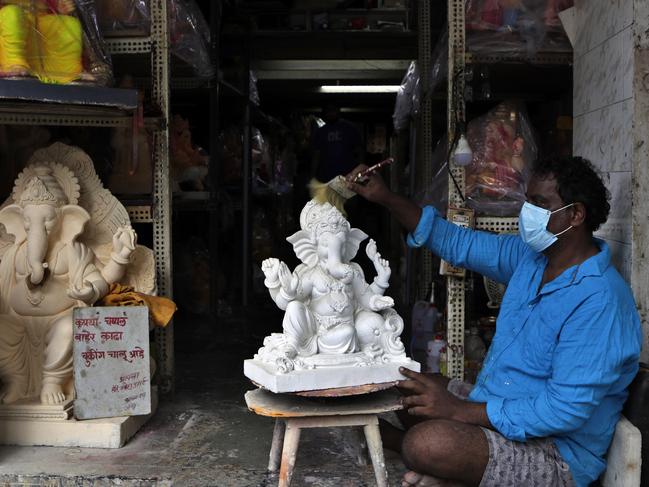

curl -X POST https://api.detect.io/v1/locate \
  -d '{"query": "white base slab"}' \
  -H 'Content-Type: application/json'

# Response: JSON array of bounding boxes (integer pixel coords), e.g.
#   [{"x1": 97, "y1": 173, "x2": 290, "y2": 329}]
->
[
  {"x1": 0, "y1": 387, "x2": 158, "y2": 448},
  {"x1": 0, "y1": 397, "x2": 73, "y2": 420},
  {"x1": 244, "y1": 358, "x2": 420, "y2": 393}
]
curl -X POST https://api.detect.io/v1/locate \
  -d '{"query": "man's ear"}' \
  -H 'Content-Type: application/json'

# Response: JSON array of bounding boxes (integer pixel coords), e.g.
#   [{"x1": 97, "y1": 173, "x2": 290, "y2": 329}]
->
[
  {"x1": 570, "y1": 202, "x2": 587, "y2": 228},
  {"x1": 60, "y1": 205, "x2": 91, "y2": 243},
  {"x1": 0, "y1": 205, "x2": 26, "y2": 244}
]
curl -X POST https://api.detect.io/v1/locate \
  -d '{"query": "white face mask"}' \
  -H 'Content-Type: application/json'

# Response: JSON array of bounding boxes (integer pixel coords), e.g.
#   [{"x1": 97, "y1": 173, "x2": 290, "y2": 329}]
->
[{"x1": 519, "y1": 202, "x2": 574, "y2": 253}]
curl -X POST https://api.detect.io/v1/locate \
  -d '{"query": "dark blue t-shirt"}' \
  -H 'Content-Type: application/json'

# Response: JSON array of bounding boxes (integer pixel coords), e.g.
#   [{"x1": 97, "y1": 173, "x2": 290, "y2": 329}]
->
[{"x1": 313, "y1": 119, "x2": 362, "y2": 182}]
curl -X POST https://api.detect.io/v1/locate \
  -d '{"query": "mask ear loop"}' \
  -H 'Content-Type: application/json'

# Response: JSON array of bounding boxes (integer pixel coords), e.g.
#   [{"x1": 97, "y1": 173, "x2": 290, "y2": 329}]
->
[
  {"x1": 554, "y1": 225, "x2": 573, "y2": 237},
  {"x1": 550, "y1": 202, "x2": 575, "y2": 215},
  {"x1": 551, "y1": 203, "x2": 576, "y2": 237}
]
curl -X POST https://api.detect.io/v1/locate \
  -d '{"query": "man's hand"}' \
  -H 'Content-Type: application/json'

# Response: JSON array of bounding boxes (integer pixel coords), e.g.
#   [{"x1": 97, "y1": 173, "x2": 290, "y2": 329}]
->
[
  {"x1": 398, "y1": 367, "x2": 462, "y2": 420},
  {"x1": 346, "y1": 164, "x2": 393, "y2": 206}
]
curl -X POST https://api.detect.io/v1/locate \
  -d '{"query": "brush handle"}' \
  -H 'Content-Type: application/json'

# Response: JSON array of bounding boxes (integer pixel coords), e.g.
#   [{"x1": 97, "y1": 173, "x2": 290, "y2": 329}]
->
[{"x1": 353, "y1": 158, "x2": 394, "y2": 183}]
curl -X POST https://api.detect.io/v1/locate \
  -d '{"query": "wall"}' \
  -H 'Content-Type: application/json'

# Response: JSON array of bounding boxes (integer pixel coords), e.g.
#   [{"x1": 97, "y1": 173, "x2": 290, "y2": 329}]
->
[
  {"x1": 632, "y1": 2, "x2": 649, "y2": 363},
  {"x1": 572, "y1": 0, "x2": 633, "y2": 280}
]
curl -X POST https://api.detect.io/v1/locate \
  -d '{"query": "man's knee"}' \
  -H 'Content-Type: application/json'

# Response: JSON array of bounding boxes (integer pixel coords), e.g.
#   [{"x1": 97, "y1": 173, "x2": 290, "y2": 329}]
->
[
  {"x1": 401, "y1": 419, "x2": 489, "y2": 485},
  {"x1": 401, "y1": 419, "x2": 453, "y2": 472}
]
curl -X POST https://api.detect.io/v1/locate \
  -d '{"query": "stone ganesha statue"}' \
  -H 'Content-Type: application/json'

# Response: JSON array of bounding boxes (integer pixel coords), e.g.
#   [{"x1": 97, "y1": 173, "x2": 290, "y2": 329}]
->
[
  {"x1": 0, "y1": 143, "x2": 155, "y2": 406},
  {"x1": 256, "y1": 199, "x2": 409, "y2": 375}
]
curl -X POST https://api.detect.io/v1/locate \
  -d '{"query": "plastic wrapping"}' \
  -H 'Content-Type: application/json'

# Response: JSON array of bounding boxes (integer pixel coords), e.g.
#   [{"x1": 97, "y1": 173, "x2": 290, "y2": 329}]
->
[
  {"x1": 393, "y1": 61, "x2": 419, "y2": 132},
  {"x1": 95, "y1": 0, "x2": 150, "y2": 35},
  {"x1": 414, "y1": 137, "x2": 450, "y2": 215},
  {"x1": 168, "y1": 0, "x2": 214, "y2": 78},
  {"x1": 0, "y1": 0, "x2": 113, "y2": 85},
  {"x1": 249, "y1": 70, "x2": 260, "y2": 106},
  {"x1": 252, "y1": 127, "x2": 272, "y2": 194},
  {"x1": 392, "y1": 34, "x2": 447, "y2": 131},
  {"x1": 219, "y1": 126, "x2": 242, "y2": 185},
  {"x1": 466, "y1": 0, "x2": 573, "y2": 57},
  {"x1": 465, "y1": 101, "x2": 537, "y2": 216}
]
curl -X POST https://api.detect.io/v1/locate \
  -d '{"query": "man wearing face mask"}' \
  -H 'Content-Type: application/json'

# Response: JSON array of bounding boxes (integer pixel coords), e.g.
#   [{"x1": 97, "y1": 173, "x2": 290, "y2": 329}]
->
[{"x1": 347, "y1": 156, "x2": 641, "y2": 487}]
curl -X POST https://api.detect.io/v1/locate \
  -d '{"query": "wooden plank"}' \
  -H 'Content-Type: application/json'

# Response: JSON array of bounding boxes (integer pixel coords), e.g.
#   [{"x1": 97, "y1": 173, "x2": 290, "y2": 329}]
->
[
  {"x1": 244, "y1": 387, "x2": 403, "y2": 418},
  {"x1": 293, "y1": 381, "x2": 397, "y2": 397}
]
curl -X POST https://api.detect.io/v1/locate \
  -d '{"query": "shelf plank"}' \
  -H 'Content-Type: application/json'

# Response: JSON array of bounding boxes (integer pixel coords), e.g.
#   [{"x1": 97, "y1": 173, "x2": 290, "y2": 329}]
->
[
  {"x1": 465, "y1": 51, "x2": 573, "y2": 66},
  {"x1": 0, "y1": 80, "x2": 138, "y2": 126},
  {"x1": 105, "y1": 37, "x2": 152, "y2": 55}
]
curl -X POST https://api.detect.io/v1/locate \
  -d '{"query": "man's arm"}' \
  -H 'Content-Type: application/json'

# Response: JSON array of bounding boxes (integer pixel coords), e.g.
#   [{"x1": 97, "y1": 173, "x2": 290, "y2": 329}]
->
[
  {"x1": 347, "y1": 165, "x2": 421, "y2": 231},
  {"x1": 347, "y1": 166, "x2": 529, "y2": 284}
]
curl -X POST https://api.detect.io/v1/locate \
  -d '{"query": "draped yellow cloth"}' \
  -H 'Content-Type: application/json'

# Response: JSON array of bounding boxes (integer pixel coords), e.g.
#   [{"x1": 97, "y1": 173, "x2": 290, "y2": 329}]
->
[
  {"x1": 0, "y1": 3, "x2": 82, "y2": 83},
  {"x1": 0, "y1": 5, "x2": 29, "y2": 74},
  {"x1": 97, "y1": 284, "x2": 177, "y2": 329}
]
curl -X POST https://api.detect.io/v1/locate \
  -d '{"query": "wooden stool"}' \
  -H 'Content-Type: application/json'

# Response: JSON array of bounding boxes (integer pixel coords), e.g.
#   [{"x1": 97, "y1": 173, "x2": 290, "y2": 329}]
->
[{"x1": 245, "y1": 387, "x2": 403, "y2": 487}]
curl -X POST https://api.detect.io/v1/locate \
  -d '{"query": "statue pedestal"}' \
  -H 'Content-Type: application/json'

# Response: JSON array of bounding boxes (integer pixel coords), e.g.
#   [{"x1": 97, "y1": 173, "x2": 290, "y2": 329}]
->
[
  {"x1": 244, "y1": 358, "x2": 420, "y2": 394},
  {"x1": 0, "y1": 387, "x2": 158, "y2": 448}
]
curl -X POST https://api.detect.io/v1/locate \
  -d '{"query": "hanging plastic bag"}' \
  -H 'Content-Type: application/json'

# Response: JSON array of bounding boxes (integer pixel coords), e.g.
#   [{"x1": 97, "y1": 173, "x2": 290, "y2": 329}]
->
[
  {"x1": 392, "y1": 30, "x2": 448, "y2": 131},
  {"x1": 0, "y1": 0, "x2": 113, "y2": 85},
  {"x1": 465, "y1": 101, "x2": 537, "y2": 216},
  {"x1": 393, "y1": 61, "x2": 419, "y2": 132}
]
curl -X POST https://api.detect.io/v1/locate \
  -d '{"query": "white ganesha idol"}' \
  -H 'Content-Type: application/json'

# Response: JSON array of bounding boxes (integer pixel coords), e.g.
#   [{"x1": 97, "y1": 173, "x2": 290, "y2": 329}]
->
[
  {"x1": 244, "y1": 199, "x2": 419, "y2": 393},
  {"x1": 0, "y1": 143, "x2": 156, "y2": 406}
]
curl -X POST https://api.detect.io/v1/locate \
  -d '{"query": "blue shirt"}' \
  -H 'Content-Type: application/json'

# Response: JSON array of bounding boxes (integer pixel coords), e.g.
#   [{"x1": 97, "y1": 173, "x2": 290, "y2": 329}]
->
[{"x1": 407, "y1": 206, "x2": 642, "y2": 487}]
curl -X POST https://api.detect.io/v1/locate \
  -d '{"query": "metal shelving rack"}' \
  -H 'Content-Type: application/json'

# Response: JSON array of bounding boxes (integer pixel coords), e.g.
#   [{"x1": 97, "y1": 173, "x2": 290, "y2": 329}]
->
[
  {"x1": 107, "y1": 0, "x2": 174, "y2": 394},
  {"x1": 444, "y1": 0, "x2": 525, "y2": 379},
  {"x1": 0, "y1": 0, "x2": 174, "y2": 393},
  {"x1": 441, "y1": 1, "x2": 570, "y2": 379}
]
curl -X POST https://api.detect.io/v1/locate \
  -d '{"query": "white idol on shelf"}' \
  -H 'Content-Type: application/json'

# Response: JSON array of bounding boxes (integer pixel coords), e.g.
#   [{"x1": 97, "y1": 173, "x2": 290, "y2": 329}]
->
[
  {"x1": 244, "y1": 199, "x2": 419, "y2": 393},
  {"x1": 0, "y1": 143, "x2": 156, "y2": 407}
]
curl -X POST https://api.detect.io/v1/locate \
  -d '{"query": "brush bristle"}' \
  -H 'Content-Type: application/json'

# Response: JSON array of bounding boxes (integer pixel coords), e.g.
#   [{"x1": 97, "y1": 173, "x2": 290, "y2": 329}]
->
[{"x1": 308, "y1": 178, "x2": 348, "y2": 215}]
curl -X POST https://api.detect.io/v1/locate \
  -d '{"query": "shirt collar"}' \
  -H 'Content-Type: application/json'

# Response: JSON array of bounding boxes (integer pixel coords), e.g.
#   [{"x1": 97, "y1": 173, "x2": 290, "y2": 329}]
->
[{"x1": 534, "y1": 238, "x2": 610, "y2": 296}]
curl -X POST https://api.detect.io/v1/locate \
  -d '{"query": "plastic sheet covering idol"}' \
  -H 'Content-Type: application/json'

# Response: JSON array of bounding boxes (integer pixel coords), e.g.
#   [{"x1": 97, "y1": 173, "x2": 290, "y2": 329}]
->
[
  {"x1": 465, "y1": 101, "x2": 536, "y2": 216},
  {"x1": 95, "y1": 0, "x2": 214, "y2": 78},
  {"x1": 168, "y1": 0, "x2": 214, "y2": 78},
  {"x1": 95, "y1": 0, "x2": 150, "y2": 35},
  {"x1": 0, "y1": 0, "x2": 113, "y2": 85},
  {"x1": 466, "y1": 0, "x2": 573, "y2": 57}
]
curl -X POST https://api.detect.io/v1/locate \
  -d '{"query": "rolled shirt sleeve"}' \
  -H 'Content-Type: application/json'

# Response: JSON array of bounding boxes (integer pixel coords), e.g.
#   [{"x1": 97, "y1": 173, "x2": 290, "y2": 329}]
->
[
  {"x1": 406, "y1": 205, "x2": 531, "y2": 285},
  {"x1": 486, "y1": 290, "x2": 640, "y2": 441}
]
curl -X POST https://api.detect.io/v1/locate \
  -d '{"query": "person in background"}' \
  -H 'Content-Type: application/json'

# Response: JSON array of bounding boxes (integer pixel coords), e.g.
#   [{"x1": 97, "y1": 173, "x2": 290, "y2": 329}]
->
[
  {"x1": 311, "y1": 103, "x2": 363, "y2": 183},
  {"x1": 347, "y1": 156, "x2": 642, "y2": 487}
]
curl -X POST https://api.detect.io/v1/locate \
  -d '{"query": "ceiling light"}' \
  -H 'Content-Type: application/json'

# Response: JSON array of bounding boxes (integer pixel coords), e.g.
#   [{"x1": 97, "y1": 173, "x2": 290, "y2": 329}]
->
[{"x1": 318, "y1": 85, "x2": 401, "y2": 94}]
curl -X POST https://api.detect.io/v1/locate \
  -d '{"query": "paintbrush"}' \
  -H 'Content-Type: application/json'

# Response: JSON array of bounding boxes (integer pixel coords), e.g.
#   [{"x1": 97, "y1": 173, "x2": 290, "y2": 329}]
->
[
  {"x1": 350, "y1": 157, "x2": 394, "y2": 184},
  {"x1": 309, "y1": 158, "x2": 394, "y2": 214}
]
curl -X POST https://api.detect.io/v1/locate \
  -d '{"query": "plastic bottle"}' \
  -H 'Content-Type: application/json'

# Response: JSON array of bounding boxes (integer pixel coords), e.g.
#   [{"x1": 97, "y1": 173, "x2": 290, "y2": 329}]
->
[
  {"x1": 465, "y1": 326, "x2": 486, "y2": 383},
  {"x1": 426, "y1": 335, "x2": 446, "y2": 373},
  {"x1": 439, "y1": 347, "x2": 447, "y2": 377}
]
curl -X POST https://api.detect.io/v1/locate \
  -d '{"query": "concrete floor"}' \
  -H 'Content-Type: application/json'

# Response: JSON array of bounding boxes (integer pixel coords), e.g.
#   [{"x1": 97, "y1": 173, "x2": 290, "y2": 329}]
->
[{"x1": 0, "y1": 343, "x2": 409, "y2": 487}]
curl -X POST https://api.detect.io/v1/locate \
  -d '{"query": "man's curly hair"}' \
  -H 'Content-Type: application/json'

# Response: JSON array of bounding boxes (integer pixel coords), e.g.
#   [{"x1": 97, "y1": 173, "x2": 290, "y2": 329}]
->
[{"x1": 532, "y1": 156, "x2": 611, "y2": 232}]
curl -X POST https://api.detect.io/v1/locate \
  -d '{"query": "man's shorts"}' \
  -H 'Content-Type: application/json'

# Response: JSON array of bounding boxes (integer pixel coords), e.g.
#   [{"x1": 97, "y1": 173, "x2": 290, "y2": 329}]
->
[{"x1": 447, "y1": 379, "x2": 577, "y2": 487}]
